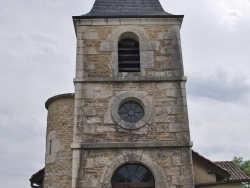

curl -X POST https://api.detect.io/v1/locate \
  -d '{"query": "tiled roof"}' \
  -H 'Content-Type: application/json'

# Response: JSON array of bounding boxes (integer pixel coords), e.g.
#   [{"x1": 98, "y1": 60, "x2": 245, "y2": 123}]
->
[
  {"x1": 74, "y1": 0, "x2": 183, "y2": 18},
  {"x1": 215, "y1": 161, "x2": 250, "y2": 182},
  {"x1": 192, "y1": 151, "x2": 231, "y2": 180}
]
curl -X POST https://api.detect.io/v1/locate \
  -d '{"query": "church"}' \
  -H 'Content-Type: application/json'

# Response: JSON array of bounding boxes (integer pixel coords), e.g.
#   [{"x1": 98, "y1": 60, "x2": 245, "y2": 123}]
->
[{"x1": 30, "y1": 0, "x2": 249, "y2": 188}]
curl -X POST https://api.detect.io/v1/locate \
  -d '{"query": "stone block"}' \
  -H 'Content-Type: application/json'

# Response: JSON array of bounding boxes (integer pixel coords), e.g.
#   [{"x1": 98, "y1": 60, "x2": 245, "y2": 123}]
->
[
  {"x1": 104, "y1": 108, "x2": 114, "y2": 124},
  {"x1": 82, "y1": 32, "x2": 99, "y2": 40},
  {"x1": 107, "y1": 18, "x2": 120, "y2": 25},
  {"x1": 46, "y1": 153, "x2": 56, "y2": 164},
  {"x1": 79, "y1": 124, "x2": 95, "y2": 134},
  {"x1": 83, "y1": 107, "x2": 96, "y2": 116},
  {"x1": 51, "y1": 139, "x2": 64, "y2": 153},
  {"x1": 165, "y1": 106, "x2": 187, "y2": 115},
  {"x1": 172, "y1": 156, "x2": 182, "y2": 166},
  {"x1": 47, "y1": 130, "x2": 57, "y2": 140},
  {"x1": 107, "y1": 155, "x2": 125, "y2": 170},
  {"x1": 96, "y1": 126, "x2": 116, "y2": 133},
  {"x1": 77, "y1": 26, "x2": 89, "y2": 33},
  {"x1": 75, "y1": 70, "x2": 84, "y2": 78},
  {"x1": 83, "y1": 47, "x2": 97, "y2": 55},
  {"x1": 164, "y1": 61, "x2": 182, "y2": 69},
  {"x1": 156, "y1": 82, "x2": 177, "y2": 90},
  {"x1": 155, "y1": 55, "x2": 168, "y2": 62},
  {"x1": 100, "y1": 42, "x2": 117, "y2": 52},
  {"x1": 155, "y1": 72, "x2": 166, "y2": 77},
  {"x1": 84, "y1": 62, "x2": 95, "y2": 71},
  {"x1": 82, "y1": 91, "x2": 94, "y2": 98},
  {"x1": 76, "y1": 62, "x2": 84, "y2": 71},
  {"x1": 166, "y1": 89, "x2": 182, "y2": 97},
  {"x1": 158, "y1": 32, "x2": 174, "y2": 40},
  {"x1": 176, "y1": 114, "x2": 189, "y2": 123},
  {"x1": 77, "y1": 40, "x2": 86, "y2": 48},
  {"x1": 169, "y1": 123, "x2": 189, "y2": 133},
  {"x1": 94, "y1": 90, "x2": 113, "y2": 99},
  {"x1": 141, "y1": 41, "x2": 160, "y2": 51},
  {"x1": 86, "y1": 117, "x2": 101, "y2": 124},
  {"x1": 83, "y1": 159, "x2": 94, "y2": 168},
  {"x1": 122, "y1": 150, "x2": 143, "y2": 162},
  {"x1": 80, "y1": 179, "x2": 98, "y2": 187},
  {"x1": 141, "y1": 51, "x2": 154, "y2": 69},
  {"x1": 155, "y1": 114, "x2": 175, "y2": 123},
  {"x1": 168, "y1": 166, "x2": 180, "y2": 175},
  {"x1": 76, "y1": 54, "x2": 84, "y2": 63}
]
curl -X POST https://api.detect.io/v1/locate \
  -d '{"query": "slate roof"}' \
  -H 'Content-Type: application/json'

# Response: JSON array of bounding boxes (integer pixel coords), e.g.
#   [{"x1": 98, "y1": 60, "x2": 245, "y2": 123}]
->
[
  {"x1": 73, "y1": 0, "x2": 183, "y2": 18},
  {"x1": 215, "y1": 161, "x2": 250, "y2": 182}
]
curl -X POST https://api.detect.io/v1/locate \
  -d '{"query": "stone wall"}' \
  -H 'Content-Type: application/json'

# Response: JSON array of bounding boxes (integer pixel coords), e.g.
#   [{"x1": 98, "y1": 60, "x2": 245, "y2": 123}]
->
[
  {"x1": 74, "y1": 18, "x2": 184, "y2": 79},
  {"x1": 44, "y1": 94, "x2": 74, "y2": 188},
  {"x1": 75, "y1": 81, "x2": 189, "y2": 143},
  {"x1": 76, "y1": 148, "x2": 193, "y2": 188},
  {"x1": 72, "y1": 18, "x2": 194, "y2": 188}
]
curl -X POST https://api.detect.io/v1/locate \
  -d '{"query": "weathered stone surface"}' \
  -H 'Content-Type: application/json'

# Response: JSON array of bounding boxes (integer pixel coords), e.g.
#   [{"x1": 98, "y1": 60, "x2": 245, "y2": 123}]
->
[
  {"x1": 43, "y1": 18, "x2": 194, "y2": 188},
  {"x1": 74, "y1": 24, "x2": 185, "y2": 78},
  {"x1": 44, "y1": 97, "x2": 74, "y2": 188}
]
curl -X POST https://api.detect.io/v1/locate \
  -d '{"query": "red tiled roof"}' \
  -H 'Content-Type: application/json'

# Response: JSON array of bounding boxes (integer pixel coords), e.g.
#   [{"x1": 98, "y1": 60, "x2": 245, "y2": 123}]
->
[{"x1": 215, "y1": 161, "x2": 250, "y2": 182}]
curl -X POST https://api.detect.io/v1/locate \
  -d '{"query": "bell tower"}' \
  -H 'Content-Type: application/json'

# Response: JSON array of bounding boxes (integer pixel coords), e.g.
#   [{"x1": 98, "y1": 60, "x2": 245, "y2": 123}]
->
[{"x1": 72, "y1": 0, "x2": 195, "y2": 187}]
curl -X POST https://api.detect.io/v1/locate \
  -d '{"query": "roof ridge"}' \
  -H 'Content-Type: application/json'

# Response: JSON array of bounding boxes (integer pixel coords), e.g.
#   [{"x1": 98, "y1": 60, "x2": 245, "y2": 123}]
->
[{"x1": 73, "y1": 0, "x2": 184, "y2": 18}]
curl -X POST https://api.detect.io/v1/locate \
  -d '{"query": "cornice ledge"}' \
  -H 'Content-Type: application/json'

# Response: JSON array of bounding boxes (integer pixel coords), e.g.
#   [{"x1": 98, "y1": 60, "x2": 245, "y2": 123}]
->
[
  {"x1": 74, "y1": 76, "x2": 187, "y2": 83},
  {"x1": 71, "y1": 141, "x2": 193, "y2": 149}
]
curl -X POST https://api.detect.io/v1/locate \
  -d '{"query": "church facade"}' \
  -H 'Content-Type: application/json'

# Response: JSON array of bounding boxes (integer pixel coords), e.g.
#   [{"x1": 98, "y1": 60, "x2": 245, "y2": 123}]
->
[{"x1": 30, "y1": 1, "x2": 250, "y2": 188}]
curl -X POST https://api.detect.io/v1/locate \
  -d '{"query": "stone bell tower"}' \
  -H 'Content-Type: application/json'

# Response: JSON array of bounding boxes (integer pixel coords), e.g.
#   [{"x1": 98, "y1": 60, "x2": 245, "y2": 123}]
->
[{"x1": 71, "y1": 0, "x2": 194, "y2": 187}]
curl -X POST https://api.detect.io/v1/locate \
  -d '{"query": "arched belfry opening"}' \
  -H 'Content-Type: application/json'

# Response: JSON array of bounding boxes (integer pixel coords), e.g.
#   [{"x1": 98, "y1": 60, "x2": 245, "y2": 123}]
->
[
  {"x1": 118, "y1": 32, "x2": 140, "y2": 72},
  {"x1": 111, "y1": 164, "x2": 155, "y2": 188}
]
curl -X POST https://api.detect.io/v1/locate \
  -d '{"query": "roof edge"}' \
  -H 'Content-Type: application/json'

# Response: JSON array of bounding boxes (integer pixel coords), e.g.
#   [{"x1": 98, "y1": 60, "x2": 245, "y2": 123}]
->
[
  {"x1": 192, "y1": 151, "x2": 231, "y2": 180},
  {"x1": 73, "y1": 15, "x2": 184, "y2": 19},
  {"x1": 45, "y1": 93, "x2": 74, "y2": 109}
]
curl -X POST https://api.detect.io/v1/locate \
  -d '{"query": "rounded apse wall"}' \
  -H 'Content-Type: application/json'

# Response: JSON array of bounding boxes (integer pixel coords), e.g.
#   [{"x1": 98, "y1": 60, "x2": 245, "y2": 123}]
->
[{"x1": 44, "y1": 93, "x2": 74, "y2": 188}]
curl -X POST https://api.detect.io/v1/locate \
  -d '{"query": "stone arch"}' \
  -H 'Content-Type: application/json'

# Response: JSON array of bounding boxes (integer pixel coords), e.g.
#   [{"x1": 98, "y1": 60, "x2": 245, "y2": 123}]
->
[
  {"x1": 100, "y1": 151, "x2": 167, "y2": 188},
  {"x1": 118, "y1": 32, "x2": 141, "y2": 72},
  {"x1": 109, "y1": 26, "x2": 149, "y2": 43},
  {"x1": 100, "y1": 26, "x2": 159, "y2": 76}
]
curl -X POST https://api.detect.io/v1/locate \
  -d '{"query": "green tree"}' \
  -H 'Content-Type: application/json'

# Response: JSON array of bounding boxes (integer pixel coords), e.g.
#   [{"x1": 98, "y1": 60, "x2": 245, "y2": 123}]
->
[
  {"x1": 233, "y1": 157, "x2": 250, "y2": 188},
  {"x1": 233, "y1": 157, "x2": 250, "y2": 177}
]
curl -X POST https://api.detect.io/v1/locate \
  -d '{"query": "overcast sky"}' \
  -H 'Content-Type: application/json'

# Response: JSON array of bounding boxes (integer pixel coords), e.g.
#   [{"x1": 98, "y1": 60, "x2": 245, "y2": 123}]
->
[{"x1": 0, "y1": 0, "x2": 249, "y2": 187}]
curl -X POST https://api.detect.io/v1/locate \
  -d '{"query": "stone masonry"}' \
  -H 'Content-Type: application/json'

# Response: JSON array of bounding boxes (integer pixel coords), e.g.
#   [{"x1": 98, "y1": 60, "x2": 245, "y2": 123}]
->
[
  {"x1": 44, "y1": 94, "x2": 74, "y2": 188},
  {"x1": 70, "y1": 17, "x2": 195, "y2": 188}
]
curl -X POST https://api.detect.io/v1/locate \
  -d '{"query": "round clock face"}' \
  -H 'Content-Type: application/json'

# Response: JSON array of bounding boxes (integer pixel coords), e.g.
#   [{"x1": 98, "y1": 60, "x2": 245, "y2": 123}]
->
[{"x1": 118, "y1": 101, "x2": 144, "y2": 123}]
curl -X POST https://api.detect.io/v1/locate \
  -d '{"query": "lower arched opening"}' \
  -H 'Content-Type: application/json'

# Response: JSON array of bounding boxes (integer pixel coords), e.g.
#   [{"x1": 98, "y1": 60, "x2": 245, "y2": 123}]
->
[{"x1": 111, "y1": 163, "x2": 155, "y2": 188}]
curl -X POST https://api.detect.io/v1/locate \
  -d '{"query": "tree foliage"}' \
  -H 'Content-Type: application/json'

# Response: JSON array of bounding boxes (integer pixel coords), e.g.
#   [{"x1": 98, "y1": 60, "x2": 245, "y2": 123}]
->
[
  {"x1": 233, "y1": 157, "x2": 250, "y2": 177},
  {"x1": 233, "y1": 157, "x2": 250, "y2": 188}
]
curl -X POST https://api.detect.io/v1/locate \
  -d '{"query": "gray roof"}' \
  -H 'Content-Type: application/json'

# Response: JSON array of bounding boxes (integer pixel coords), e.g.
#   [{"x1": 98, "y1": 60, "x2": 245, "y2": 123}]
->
[
  {"x1": 74, "y1": 0, "x2": 183, "y2": 18},
  {"x1": 215, "y1": 161, "x2": 250, "y2": 182}
]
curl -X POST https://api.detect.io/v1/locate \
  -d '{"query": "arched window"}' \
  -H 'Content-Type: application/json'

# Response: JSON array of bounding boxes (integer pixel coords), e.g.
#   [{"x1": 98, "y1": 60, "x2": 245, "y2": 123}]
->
[
  {"x1": 118, "y1": 33, "x2": 140, "y2": 72},
  {"x1": 111, "y1": 164, "x2": 155, "y2": 188}
]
